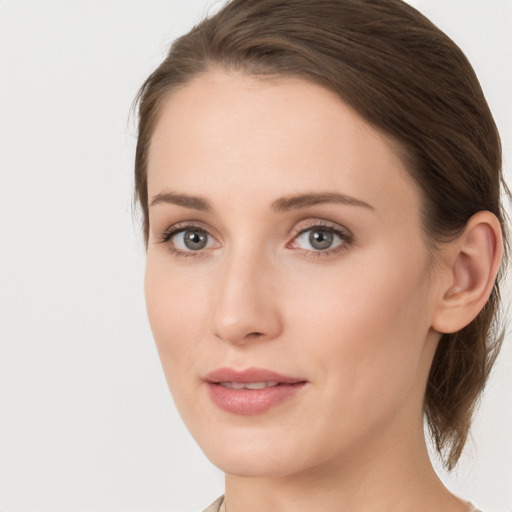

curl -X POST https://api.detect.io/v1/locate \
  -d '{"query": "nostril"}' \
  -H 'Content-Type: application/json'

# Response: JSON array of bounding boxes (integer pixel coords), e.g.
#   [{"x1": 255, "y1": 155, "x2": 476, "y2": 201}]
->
[
  {"x1": 211, "y1": 293, "x2": 283, "y2": 344},
  {"x1": 244, "y1": 331, "x2": 268, "y2": 341},
  {"x1": 236, "y1": 331, "x2": 266, "y2": 344}
]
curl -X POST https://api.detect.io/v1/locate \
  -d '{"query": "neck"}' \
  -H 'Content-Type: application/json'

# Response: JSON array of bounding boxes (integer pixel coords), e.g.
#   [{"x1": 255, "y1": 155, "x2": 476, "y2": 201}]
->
[{"x1": 223, "y1": 422, "x2": 469, "y2": 512}]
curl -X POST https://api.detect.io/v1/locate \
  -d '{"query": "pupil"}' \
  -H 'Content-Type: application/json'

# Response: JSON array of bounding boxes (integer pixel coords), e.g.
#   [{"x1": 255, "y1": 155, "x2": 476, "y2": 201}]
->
[
  {"x1": 309, "y1": 230, "x2": 333, "y2": 250},
  {"x1": 184, "y1": 230, "x2": 207, "y2": 250}
]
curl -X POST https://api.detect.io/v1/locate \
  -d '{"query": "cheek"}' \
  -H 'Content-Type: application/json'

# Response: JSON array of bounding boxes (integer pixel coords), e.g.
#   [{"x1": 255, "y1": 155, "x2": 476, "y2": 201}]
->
[
  {"x1": 285, "y1": 249, "x2": 432, "y2": 398},
  {"x1": 144, "y1": 255, "x2": 211, "y2": 381},
  {"x1": 290, "y1": 254, "x2": 429, "y2": 339}
]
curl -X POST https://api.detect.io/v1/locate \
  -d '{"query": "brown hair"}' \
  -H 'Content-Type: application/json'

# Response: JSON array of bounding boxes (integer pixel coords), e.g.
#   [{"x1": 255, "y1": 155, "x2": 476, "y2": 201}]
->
[{"x1": 133, "y1": 0, "x2": 508, "y2": 470}]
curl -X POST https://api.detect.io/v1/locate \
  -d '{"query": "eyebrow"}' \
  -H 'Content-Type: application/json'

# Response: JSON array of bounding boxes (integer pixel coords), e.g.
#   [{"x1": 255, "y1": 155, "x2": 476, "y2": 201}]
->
[
  {"x1": 149, "y1": 191, "x2": 373, "y2": 212},
  {"x1": 271, "y1": 192, "x2": 374, "y2": 212},
  {"x1": 150, "y1": 191, "x2": 212, "y2": 211}
]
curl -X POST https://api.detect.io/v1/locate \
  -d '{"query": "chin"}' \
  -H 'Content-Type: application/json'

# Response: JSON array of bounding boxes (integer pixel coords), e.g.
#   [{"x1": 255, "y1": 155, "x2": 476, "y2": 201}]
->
[
  {"x1": 194, "y1": 425, "x2": 310, "y2": 478},
  {"x1": 208, "y1": 449, "x2": 300, "y2": 478}
]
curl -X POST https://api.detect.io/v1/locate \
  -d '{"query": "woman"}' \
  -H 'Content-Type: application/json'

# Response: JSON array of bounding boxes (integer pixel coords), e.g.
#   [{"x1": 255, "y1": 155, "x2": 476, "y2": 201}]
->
[{"x1": 133, "y1": 1, "x2": 508, "y2": 511}]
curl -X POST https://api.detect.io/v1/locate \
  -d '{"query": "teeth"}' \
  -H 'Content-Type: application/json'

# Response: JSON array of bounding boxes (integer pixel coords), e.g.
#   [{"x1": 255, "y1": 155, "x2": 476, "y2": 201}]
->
[{"x1": 219, "y1": 381, "x2": 279, "y2": 390}]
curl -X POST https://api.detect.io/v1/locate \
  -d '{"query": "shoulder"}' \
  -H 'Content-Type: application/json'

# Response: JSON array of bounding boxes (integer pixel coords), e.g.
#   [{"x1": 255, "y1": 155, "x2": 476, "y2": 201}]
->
[{"x1": 201, "y1": 495, "x2": 224, "y2": 512}]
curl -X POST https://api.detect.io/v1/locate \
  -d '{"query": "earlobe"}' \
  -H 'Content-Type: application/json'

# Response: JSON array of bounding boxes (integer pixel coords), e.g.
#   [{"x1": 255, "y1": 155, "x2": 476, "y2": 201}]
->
[{"x1": 432, "y1": 211, "x2": 503, "y2": 334}]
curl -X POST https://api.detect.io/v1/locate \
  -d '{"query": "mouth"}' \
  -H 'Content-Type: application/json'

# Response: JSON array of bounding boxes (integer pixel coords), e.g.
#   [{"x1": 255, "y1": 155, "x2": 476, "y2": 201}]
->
[
  {"x1": 204, "y1": 367, "x2": 307, "y2": 415},
  {"x1": 205, "y1": 367, "x2": 305, "y2": 385},
  {"x1": 217, "y1": 381, "x2": 280, "y2": 389}
]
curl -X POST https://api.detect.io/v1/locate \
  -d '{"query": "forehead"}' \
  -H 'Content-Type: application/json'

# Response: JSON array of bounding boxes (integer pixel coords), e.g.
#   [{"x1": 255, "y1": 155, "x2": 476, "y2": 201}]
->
[{"x1": 147, "y1": 71, "x2": 421, "y2": 219}]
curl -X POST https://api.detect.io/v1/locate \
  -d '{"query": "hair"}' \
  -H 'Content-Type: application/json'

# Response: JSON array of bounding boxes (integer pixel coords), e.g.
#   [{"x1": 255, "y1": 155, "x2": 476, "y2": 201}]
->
[{"x1": 133, "y1": 0, "x2": 509, "y2": 470}]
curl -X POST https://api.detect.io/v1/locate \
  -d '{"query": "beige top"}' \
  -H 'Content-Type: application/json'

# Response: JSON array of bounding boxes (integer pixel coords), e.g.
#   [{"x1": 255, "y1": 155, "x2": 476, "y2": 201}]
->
[
  {"x1": 202, "y1": 496, "x2": 224, "y2": 512},
  {"x1": 201, "y1": 496, "x2": 483, "y2": 512}
]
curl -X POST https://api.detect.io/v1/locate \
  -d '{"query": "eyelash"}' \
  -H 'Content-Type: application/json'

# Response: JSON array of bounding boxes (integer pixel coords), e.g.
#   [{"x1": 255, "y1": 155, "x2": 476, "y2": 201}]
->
[
  {"x1": 157, "y1": 222, "x2": 215, "y2": 258},
  {"x1": 157, "y1": 221, "x2": 354, "y2": 259},
  {"x1": 289, "y1": 222, "x2": 354, "y2": 258}
]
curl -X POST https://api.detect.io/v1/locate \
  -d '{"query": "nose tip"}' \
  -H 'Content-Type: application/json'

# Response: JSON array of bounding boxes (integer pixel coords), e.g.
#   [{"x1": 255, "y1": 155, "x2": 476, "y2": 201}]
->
[
  {"x1": 213, "y1": 297, "x2": 282, "y2": 345},
  {"x1": 211, "y1": 261, "x2": 282, "y2": 345},
  {"x1": 213, "y1": 316, "x2": 268, "y2": 345}
]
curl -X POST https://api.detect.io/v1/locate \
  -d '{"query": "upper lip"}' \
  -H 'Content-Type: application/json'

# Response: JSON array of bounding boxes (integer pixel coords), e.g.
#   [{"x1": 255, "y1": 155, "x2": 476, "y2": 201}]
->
[{"x1": 204, "y1": 367, "x2": 305, "y2": 384}]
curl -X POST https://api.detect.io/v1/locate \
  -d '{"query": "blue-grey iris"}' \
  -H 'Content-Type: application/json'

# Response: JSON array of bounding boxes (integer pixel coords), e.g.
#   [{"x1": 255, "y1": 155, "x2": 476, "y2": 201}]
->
[
  {"x1": 310, "y1": 229, "x2": 333, "y2": 250},
  {"x1": 184, "y1": 230, "x2": 208, "y2": 250}
]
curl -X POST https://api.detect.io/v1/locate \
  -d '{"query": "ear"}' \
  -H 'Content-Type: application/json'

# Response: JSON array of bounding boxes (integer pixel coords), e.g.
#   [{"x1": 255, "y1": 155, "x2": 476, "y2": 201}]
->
[{"x1": 432, "y1": 211, "x2": 503, "y2": 334}]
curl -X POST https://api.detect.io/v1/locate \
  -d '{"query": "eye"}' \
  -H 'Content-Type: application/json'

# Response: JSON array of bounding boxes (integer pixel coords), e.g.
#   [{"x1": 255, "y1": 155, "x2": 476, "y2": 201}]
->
[
  {"x1": 290, "y1": 224, "x2": 352, "y2": 254},
  {"x1": 174, "y1": 228, "x2": 213, "y2": 251},
  {"x1": 159, "y1": 225, "x2": 217, "y2": 255}
]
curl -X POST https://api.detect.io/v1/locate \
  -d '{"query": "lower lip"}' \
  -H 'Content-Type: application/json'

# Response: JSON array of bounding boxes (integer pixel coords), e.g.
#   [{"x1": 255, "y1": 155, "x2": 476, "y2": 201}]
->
[{"x1": 206, "y1": 382, "x2": 306, "y2": 415}]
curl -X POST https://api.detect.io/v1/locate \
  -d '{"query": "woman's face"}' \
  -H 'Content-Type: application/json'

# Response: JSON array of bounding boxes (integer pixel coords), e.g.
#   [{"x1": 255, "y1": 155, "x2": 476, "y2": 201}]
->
[{"x1": 145, "y1": 72, "x2": 444, "y2": 478}]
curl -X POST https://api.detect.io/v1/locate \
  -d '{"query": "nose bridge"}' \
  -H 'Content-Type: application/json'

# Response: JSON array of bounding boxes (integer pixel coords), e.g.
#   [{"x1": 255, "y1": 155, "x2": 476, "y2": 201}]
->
[{"x1": 212, "y1": 242, "x2": 281, "y2": 344}]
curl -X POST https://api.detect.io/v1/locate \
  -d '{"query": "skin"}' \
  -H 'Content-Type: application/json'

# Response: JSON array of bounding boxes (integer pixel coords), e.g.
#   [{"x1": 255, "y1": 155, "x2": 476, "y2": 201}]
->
[{"x1": 144, "y1": 71, "x2": 493, "y2": 512}]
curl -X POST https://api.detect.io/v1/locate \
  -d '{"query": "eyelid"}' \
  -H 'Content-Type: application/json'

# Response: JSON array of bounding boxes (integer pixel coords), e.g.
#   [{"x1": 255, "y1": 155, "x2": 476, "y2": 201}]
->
[
  {"x1": 157, "y1": 218, "x2": 354, "y2": 258},
  {"x1": 158, "y1": 220, "x2": 217, "y2": 242},
  {"x1": 288, "y1": 219, "x2": 354, "y2": 255},
  {"x1": 291, "y1": 219, "x2": 353, "y2": 239},
  {"x1": 157, "y1": 221, "x2": 220, "y2": 257}
]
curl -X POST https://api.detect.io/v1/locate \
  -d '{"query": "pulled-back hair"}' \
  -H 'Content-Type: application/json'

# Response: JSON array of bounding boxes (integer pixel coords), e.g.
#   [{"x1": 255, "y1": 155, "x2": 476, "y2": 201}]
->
[{"x1": 133, "y1": 0, "x2": 509, "y2": 470}]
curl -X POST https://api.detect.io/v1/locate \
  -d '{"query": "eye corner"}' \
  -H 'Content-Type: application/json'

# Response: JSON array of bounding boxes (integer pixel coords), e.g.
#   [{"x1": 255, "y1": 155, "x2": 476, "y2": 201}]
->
[
  {"x1": 155, "y1": 222, "x2": 220, "y2": 257},
  {"x1": 289, "y1": 221, "x2": 354, "y2": 257}
]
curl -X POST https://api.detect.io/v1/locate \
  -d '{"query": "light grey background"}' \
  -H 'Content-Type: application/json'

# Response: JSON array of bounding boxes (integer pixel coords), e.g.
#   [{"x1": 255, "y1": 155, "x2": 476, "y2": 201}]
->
[{"x1": 0, "y1": 1, "x2": 510, "y2": 511}]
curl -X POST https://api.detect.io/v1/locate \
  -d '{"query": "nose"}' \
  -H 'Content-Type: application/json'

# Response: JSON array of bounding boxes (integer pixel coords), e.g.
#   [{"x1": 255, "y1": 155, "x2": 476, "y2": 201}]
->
[{"x1": 211, "y1": 250, "x2": 283, "y2": 345}]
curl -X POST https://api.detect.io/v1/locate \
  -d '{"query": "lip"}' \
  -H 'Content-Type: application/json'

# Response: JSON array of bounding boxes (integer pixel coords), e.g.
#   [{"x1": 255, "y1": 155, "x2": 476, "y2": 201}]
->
[
  {"x1": 205, "y1": 367, "x2": 305, "y2": 384},
  {"x1": 204, "y1": 367, "x2": 307, "y2": 415}
]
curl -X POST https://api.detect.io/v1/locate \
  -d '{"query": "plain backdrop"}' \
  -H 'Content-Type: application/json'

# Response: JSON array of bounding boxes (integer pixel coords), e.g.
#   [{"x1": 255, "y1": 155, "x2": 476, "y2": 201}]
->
[{"x1": 0, "y1": 1, "x2": 510, "y2": 511}]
